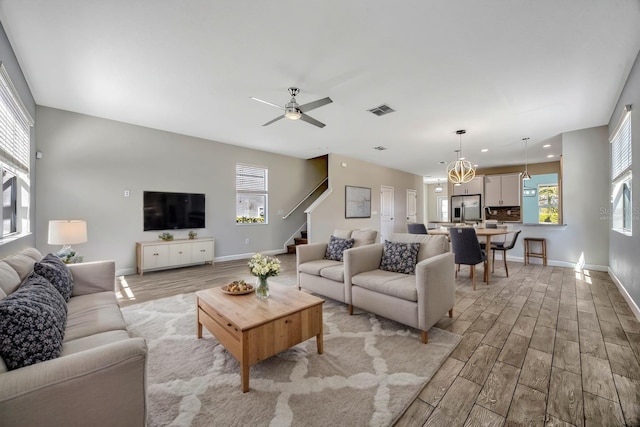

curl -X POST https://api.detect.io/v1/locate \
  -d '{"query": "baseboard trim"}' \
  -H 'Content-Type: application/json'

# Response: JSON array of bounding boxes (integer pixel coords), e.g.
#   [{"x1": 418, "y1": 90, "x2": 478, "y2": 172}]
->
[
  {"x1": 504, "y1": 255, "x2": 608, "y2": 272},
  {"x1": 608, "y1": 268, "x2": 640, "y2": 322}
]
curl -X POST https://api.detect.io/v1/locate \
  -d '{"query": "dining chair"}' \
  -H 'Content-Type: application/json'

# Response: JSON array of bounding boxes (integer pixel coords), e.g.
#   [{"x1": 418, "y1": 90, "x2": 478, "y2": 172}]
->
[
  {"x1": 448, "y1": 227, "x2": 488, "y2": 290},
  {"x1": 407, "y1": 223, "x2": 428, "y2": 234},
  {"x1": 490, "y1": 230, "x2": 521, "y2": 277}
]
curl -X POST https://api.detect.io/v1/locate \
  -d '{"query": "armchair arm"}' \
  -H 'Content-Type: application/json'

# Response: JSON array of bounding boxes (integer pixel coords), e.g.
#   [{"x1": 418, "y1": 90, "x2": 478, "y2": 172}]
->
[
  {"x1": 343, "y1": 243, "x2": 383, "y2": 283},
  {"x1": 415, "y1": 252, "x2": 455, "y2": 331},
  {"x1": 68, "y1": 260, "x2": 116, "y2": 296},
  {"x1": 0, "y1": 338, "x2": 147, "y2": 427},
  {"x1": 296, "y1": 243, "x2": 328, "y2": 265}
]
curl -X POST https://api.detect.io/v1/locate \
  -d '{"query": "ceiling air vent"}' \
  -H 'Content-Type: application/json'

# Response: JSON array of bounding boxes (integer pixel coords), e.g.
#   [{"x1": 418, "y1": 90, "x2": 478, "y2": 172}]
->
[
  {"x1": 373, "y1": 146, "x2": 387, "y2": 151},
  {"x1": 367, "y1": 104, "x2": 395, "y2": 116}
]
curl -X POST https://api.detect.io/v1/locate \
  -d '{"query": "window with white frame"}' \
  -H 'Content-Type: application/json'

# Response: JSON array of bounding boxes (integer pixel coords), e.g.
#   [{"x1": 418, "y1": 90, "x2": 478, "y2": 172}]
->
[
  {"x1": 610, "y1": 105, "x2": 633, "y2": 235},
  {"x1": 0, "y1": 63, "x2": 33, "y2": 238},
  {"x1": 236, "y1": 163, "x2": 267, "y2": 224}
]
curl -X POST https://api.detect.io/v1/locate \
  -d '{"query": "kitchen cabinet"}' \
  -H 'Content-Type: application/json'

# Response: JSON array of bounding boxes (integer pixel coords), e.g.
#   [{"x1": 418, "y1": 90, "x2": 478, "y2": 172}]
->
[
  {"x1": 452, "y1": 176, "x2": 484, "y2": 196},
  {"x1": 485, "y1": 173, "x2": 521, "y2": 206}
]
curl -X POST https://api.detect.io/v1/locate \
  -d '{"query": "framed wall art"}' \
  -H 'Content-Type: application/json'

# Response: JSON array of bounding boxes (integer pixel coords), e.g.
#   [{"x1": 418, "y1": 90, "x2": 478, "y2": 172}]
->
[{"x1": 345, "y1": 185, "x2": 371, "y2": 218}]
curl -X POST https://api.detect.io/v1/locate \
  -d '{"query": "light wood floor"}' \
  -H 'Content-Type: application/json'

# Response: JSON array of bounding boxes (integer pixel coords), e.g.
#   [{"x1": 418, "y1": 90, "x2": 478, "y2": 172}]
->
[{"x1": 117, "y1": 254, "x2": 640, "y2": 426}]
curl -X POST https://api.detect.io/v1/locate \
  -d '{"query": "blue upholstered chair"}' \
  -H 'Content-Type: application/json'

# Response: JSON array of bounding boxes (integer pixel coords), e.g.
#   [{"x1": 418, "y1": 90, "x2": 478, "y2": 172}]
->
[
  {"x1": 490, "y1": 230, "x2": 521, "y2": 277},
  {"x1": 407, "y1": 223, "x2": 428, "y2": 234},
  {"x1": 449, "y1": 227, "x2": 488, "y2": 290}
]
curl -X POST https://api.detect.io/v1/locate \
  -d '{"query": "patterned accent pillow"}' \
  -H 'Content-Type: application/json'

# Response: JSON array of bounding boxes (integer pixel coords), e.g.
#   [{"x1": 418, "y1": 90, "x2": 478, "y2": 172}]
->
[
  {"x1": 0, "y1": 274, "x2": 67, "y2": 370},
  {"x1": 380, "y1": 240, "x2": 421, "y2": 274},
  {"x1": 34, "y1": 253, "x2": 74, "y2": 301},
  {"x1": 324, "y1": 236, "x2": 355, "y2": 262}
]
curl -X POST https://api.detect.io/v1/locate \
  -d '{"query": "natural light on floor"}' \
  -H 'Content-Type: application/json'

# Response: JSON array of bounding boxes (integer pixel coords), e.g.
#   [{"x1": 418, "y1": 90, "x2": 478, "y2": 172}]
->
[{"x1": 116, "y1": 276, "x2": 136, "y2": 301}]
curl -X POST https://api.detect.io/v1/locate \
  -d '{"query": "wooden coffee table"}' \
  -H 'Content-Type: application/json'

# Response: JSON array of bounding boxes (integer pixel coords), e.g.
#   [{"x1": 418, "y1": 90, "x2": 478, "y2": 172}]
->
[{"x1": 196, "y1": 281, "x2": 324, "y2": 392}]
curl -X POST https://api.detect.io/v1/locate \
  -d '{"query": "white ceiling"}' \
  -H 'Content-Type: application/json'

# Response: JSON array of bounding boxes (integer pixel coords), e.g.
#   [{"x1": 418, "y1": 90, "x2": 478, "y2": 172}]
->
[{"x1": 1, "y1": 1, "x2": 639, "y2": 182}]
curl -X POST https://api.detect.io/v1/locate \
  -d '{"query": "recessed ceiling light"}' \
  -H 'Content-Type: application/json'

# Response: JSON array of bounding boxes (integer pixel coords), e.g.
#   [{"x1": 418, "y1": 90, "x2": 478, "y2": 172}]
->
[
  {"x1": 438, "y1": 161, "x2": 446, "y2": 165},
  {"x1": 373, "y1": 146, "x2": 387, "y2": 151},
  {"x1": 547, "y1": 154, "x2": 554, "y2": 158},
  {"x1": 481, "y1": 148, "x2": 489, "y2": 153},
  {"x1": 543, "y1": 144, "x2": 551, "y2": 148}
]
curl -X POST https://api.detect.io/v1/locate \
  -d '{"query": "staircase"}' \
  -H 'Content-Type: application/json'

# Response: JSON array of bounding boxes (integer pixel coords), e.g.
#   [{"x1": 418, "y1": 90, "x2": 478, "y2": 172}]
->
[{"x1": 287, "y1": 230, "x2": 308, "y2": 254}]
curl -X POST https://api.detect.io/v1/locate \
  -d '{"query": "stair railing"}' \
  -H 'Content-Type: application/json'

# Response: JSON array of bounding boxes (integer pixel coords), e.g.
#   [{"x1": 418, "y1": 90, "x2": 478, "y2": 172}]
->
[{"x1": 282, "y1": 177, "x2": 328, "y2": 219}]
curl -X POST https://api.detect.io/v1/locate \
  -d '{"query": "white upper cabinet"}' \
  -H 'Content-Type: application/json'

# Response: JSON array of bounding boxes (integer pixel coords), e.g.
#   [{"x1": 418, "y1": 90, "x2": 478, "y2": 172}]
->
[
  {"x1": 452, "y1": 176, "x2": 484, "y2": 196},
  {"x1": 484, "y1": 173, "x2": 521, "y2": 206}
]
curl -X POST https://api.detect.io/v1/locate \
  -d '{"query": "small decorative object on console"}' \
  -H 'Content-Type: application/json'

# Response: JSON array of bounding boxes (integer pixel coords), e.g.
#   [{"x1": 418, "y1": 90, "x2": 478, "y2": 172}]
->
[
  {"x1": 188, "y1": 231, "x2": 197, "y2": 240},
  {"x1": 158, "y1": 232, "x2": 174, "y2": 241},
  {"x1": 55, "y1": 247, "x2": 83, "y2": 264},
  {"x1": 248, "y1": 253, "x2": 281, "y2": 299}
]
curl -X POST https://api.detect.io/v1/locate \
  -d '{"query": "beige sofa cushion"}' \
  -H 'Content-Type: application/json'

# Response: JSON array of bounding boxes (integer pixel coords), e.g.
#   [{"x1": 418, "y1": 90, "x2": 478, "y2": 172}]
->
[
  {"x1": 298, "y1": 259, "x2": 345, "y2": 283},
  {"x1": 352, "y1": 269, "x2": 418, "y2": 302},
  {"x1": 65, "y1": 302, "x2": 127, "y2": 342},
  {"x1": 61, "y1": 330, "x2": 131, "y2": 357},
  {"x1": 352, "y1": 229, "x2": 377, "y2": 247},
  {"x1": 389, "y1": 233, "x2": 448, "y2": 262},
  {"x1": 0, "y1": 261, "x2": 21, "y2": 298},
  {"x1": 332, "y1": 229, "x2": 353, "y2": 239},
  {"x1": 3, "y1": 248, "x2": 42, "y2": 281}
]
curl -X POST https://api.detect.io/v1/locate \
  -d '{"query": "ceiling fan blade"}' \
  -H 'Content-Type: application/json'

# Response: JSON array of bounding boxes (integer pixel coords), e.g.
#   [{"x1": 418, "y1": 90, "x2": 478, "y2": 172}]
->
[
  {"x1": 299, "y1": 113, "x2": 326, "y2": 128},
  {"x1": 263, "y1": 115, "x2": 285, "y2": 126},
  {"x1": 298, "y1": 97, "x2": 333, "y2": 113},
  {"x1": 250, "y1": 97, "x2": 284, "y2": 110}
]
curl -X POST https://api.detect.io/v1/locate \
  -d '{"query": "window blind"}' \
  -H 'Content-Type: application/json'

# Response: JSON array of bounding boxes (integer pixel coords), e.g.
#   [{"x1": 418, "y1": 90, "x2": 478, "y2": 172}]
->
[
  {"x1": 0, "y1": 63, "x2": 33, "y2": 173},
  {"x1": 611, "y1": 108, "x2": 632, "y2": 180},
  {"x1": 236, "y1": 164, "x2": 267, "y2": 192}
]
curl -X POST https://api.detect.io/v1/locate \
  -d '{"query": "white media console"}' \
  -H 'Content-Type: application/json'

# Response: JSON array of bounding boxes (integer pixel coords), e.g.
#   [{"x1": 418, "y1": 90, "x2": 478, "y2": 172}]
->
[{"x1": 136, "y1": 237, "x2": 214, "y2": 275}]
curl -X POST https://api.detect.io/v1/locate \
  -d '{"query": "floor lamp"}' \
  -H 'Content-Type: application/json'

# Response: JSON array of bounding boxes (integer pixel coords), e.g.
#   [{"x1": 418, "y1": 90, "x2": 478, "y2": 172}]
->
[{"x1": 48, "y1": 220, "x2": 88, "y2": 263}]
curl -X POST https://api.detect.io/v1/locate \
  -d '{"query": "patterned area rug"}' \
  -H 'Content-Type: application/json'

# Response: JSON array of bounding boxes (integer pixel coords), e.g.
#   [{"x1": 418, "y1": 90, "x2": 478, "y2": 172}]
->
[{"x1": 122, "y1": 292, "x2": 461, "y2": 427}]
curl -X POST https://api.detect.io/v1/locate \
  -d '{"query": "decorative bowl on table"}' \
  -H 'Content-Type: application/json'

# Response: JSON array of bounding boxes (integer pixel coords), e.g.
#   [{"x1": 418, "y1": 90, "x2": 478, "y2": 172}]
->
[{"x1": 221, "y1": 280, "x2": 254, "y2": 295}]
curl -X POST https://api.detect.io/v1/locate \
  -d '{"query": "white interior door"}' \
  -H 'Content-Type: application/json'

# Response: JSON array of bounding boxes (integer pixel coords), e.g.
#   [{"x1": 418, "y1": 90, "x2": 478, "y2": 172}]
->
[
  {"x1": 406, "y1": 189, "x2": 417, "y2": 223},
  {"x1": 380, "y1": 186, "x2": 394, "y2": 242}
]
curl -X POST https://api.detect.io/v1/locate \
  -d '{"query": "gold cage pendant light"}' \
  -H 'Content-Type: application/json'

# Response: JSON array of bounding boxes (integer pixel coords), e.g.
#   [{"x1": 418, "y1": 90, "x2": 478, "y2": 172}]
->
[
  {"x1": 447, "y1": 130, "x2": 476, "y2": 185},
  {"x1": 522, "y1": 137, "x2": 531, "y2": 180}
]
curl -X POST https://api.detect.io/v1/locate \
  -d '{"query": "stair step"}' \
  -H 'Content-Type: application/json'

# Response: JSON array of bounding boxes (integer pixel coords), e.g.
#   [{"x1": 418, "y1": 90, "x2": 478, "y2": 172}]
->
[
  {"x1": 301, "y1": 230, "x2": 308, "y2": 239},
  {"x1": 287, "y1": 244, "x2": 297, "y2": 254},
  {"x1": 294, "y1": 237, "x2": 308, "y2": 245}
]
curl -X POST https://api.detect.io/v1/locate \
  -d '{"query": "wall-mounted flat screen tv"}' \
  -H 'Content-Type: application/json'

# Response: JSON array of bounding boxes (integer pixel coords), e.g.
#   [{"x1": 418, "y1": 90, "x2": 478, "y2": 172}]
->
[{"x1": 143, "y1": 191, "x2": 205, "y2": 231}]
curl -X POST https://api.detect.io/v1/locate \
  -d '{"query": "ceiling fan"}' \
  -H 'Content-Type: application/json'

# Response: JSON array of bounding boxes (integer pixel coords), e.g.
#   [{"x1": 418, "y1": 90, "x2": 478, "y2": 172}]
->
[{"x1": 251, "y1": 87, "x2": 332, "y2": 128}]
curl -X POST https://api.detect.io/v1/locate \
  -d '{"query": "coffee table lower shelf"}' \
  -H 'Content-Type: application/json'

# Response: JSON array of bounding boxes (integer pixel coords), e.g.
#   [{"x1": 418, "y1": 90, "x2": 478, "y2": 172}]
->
[{"x1": 196, "y1": 284, "x2": 324, "y2": 392}]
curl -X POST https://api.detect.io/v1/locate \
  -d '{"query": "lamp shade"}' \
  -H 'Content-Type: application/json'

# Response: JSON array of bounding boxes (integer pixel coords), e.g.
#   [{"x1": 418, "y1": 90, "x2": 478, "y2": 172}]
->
[{"x1": 48, "y1": 220, "x2": 88, "y2": 245}]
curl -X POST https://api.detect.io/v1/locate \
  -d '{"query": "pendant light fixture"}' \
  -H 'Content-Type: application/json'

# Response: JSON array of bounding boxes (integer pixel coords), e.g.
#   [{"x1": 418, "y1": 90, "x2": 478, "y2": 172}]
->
[
  {"x1": 434, "y1": 179, "x2": 443, "y2": 193},
  {"x1": 447, "y1": 130, "x2": 476, "y2": 185},
  {"x1": 522, "y1": 137, "x2": 531, "y2": 180}
]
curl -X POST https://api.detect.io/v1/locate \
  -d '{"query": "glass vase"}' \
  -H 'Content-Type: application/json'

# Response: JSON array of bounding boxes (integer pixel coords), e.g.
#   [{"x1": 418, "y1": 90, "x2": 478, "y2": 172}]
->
[{"x1": 256, "y1": 276, "x2": 270, "y2": 299}]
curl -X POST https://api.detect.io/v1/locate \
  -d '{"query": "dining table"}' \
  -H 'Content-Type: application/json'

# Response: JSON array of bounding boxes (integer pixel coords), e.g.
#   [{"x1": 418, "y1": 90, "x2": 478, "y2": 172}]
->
[{"x1": 428, "y1": 226, "x2": 511, "y2": 284}]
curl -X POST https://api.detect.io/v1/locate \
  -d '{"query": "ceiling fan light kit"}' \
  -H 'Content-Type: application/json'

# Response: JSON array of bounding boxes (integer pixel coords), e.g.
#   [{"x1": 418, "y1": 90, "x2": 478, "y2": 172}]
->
[
  {"x1": 447, "y1": 130, "x2": 476, "y2": 185},
  {"x1": 251, "y1": 87, "x2": 332, "y2": 128}
]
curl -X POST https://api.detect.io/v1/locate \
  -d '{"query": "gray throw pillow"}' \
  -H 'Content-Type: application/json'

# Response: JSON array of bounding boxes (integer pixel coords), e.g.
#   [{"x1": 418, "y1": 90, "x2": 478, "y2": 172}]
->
[
  {"x1": 324, "y1": 236, "x2": 355, "y2": 262},
  {"x1": 380, "y1": 240, "x2": 421, "y2": 274},
  {"x1": 0, "y1": 274, "x2": 67, "y2": 370},
  {"x1": 34, "y1": 253, "x2": 74, "y2": 301}
]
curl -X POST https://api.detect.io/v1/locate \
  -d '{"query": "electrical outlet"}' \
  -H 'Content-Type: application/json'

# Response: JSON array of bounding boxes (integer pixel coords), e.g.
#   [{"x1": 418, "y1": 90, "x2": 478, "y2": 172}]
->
[
  {"x1": 245, "y1": 238, "x2": 250, "y2": 244},
  {"x1": 124, "y1": 190, "x2": 130, "y2": 198}
]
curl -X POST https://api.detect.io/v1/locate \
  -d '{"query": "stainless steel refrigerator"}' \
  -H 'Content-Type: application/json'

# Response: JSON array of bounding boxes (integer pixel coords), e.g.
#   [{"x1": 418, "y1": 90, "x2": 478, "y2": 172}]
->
[{"x1": 451, "y1": 194, "x2": 482, "y2": 222}]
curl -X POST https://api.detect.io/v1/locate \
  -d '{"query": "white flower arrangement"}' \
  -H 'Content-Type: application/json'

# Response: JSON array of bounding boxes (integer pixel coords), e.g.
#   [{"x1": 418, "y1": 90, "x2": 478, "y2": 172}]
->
[{"x1": 248, "y1": 253, "x2": 281, "y2": 278}]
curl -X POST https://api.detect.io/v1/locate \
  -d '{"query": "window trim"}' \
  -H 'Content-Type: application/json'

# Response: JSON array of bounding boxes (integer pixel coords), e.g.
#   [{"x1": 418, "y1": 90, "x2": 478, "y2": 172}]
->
[
  {"x1": 610, "y1": 105, "x2": 633, "y2": 236},
  {"x1": 236, "y1": 163, "x2": 268, "y2": 225}
]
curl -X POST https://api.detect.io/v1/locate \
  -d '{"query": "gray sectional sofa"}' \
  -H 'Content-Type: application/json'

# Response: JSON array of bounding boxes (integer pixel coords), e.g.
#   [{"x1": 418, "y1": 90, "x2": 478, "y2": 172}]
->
[
  {"x1": 297, "y1": 229, "x2": 378, "y2": 302},
  {"x1": 0, "y1": 248, "x2": 147, "y2": 427},
  {"x1": 344, "y1": 233, "x2": 455, "y2": 343}
]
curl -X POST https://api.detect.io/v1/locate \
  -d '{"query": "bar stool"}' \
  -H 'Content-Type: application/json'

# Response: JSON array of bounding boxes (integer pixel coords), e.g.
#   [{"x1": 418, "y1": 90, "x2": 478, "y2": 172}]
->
[{"x1": 524, "y1": 237, "x2": 547, "y2": 266}]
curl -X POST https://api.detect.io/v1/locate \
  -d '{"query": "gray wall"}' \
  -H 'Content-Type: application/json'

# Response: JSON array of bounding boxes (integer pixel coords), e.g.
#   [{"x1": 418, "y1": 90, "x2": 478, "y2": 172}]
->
[
  {"x1": 306, "y1": 153, "x2": 424, "y2": 243},
  {"x1": 34, "y1": 107, "x2": 326, "y2": 274},
  {"x1": 609, "y1": 50, "x2": 640, "y2": 314}
]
